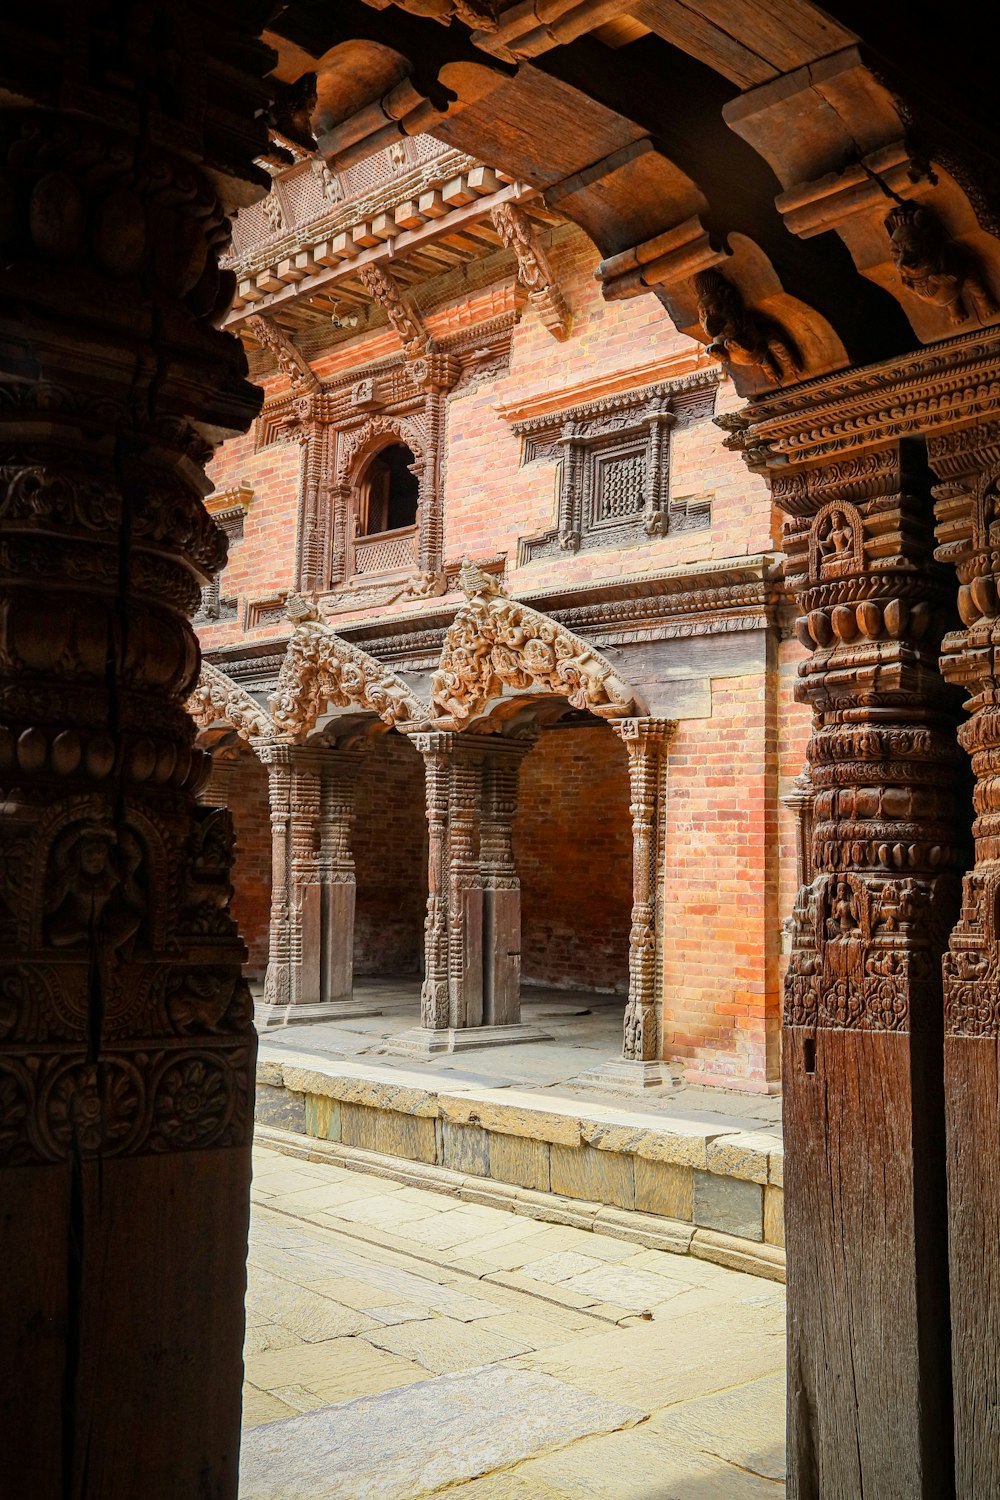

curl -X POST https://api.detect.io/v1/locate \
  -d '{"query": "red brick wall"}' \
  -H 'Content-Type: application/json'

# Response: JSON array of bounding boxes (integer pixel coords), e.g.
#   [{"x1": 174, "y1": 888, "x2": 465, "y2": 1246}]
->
[
  {"x1": 207, "y1": 749, "x2": 271, "y2": 979},
  {"x1": 663, "y1": 673, "x2": 783, "y2": 1091},
  {"x1": 352, "y1": 731, "x2": 428, "y2": 976},
  {"x1": 514, "y1": 723, "x2": 632, "y2": 993}
]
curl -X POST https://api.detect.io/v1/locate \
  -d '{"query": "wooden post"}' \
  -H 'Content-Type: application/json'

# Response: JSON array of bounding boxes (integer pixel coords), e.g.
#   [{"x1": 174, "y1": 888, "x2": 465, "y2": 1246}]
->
[
  {"x1": 480, "y1": 735, "x2": 536, "y2": 1026},
  {"x1": 0, "y1": 9, "x2": 273, "y2": 1491},
  {"x1": 930, "y1": 428, "x2": 1000, "y2": 1494},
  {"x1": 724, "y1": 405, "x2": 963, "y2": 1499}
]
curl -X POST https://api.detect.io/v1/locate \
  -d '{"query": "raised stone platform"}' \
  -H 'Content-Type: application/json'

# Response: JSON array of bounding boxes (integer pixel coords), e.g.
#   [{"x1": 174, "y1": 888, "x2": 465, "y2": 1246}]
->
[{"x1": 255, "y1": 1042, "x2": 785, "y2": 1283}]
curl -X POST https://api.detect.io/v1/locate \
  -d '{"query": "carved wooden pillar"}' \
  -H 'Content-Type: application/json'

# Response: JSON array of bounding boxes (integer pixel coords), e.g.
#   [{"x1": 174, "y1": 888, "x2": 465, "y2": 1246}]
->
[
  {"x1": 260, "y1": 743, "x2": 295, "y2": 1014},
  {"x1": 294, "y1": 413, "x2": 334, "y2": 594},
  {"x1": 725, "y1": 409, "x2": 964, "y2": 1498},
  {"x1": 415, "y1": 731, "x2": 453, "y2": 1034},
  {"x1": 579, "y1": 718, "x2": 677, "y2": 1089},
  {"x1": 400, "y1": 731, "x2": 546, "y2": 1055},
  {"x1": 782, "y1": 765, "x2": 816, "y2": 890},
  {"x1": 929, "y1": 422, "x2": 1000, "y2": 1494},
  {"x1": 480, "y1": 735, "x2": 535, "y2": 1027},
  {"x1": 260, "y1": 743, "x2": 368, "y2": 1025},
  {"x1": 0, "y1": 10, "x2": 273, "y2": 1493}
]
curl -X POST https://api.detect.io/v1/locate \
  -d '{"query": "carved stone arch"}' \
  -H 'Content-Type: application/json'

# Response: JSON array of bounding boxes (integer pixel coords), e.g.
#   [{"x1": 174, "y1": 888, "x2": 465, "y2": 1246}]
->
[
  {"x1": 186, "y1": 660, "x2": 276, "y2": 744},
  {"x1": 431, "y1": 564, "x2": 640, "y2": 727},
  {"x1": 270, "y1": 615, "x2": 432, "y2": 741}
]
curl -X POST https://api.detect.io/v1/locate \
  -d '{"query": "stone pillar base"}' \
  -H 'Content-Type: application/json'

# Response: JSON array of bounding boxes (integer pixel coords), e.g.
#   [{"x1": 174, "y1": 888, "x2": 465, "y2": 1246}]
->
[
  {"x1": 572, "y1": 1057, "x2": 682, "y2": 1092},
  {"x1": 382, "y1": 1023, "x2": 552, "y2": 1057},
  {"x1": 257, "y1": 999, "x2": 385, "y2": 1030}
]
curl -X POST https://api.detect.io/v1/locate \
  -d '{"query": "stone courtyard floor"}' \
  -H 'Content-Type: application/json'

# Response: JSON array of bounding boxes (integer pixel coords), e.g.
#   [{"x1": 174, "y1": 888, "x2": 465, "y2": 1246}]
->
[{"x1": 240, "y1": 1145, "x2": 786, "y2": 1499}]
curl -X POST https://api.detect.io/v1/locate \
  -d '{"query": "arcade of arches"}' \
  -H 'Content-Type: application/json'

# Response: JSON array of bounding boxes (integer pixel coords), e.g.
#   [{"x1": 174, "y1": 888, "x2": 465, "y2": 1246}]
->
[{"x1": 6, "y1": 5, "x2": 1000, "y2": 1498}]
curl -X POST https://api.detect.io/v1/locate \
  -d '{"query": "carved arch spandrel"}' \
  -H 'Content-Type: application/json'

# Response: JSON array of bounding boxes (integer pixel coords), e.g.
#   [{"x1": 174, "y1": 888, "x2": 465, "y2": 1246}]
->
[
  {"x1": 431, "y1": 563, "x2": 640, "y2": 727},
  {"x1": 336, "y1": 414, "x2": 427, "y2": 490},
  {"x1": 270, "y1": 615, "x2": 433, "y2": 741},
  {"x1": 187, "y1": 661, "x2": 277, "y2": 744}
]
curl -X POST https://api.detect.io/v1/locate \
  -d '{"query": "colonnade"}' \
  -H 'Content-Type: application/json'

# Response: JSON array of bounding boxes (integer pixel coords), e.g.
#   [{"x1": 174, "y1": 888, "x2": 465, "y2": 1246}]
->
[{"x1": 191, "y1": 617, "x2": 677, "y2": 1074}]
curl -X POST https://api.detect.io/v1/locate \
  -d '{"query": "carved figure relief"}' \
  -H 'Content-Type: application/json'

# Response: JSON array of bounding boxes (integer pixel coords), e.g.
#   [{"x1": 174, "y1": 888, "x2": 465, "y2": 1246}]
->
[
  {"x1": 432, "y1": 565, "x2": 638, "y2": 725},
  {"x1": 44, "y1": 821, "x2": 145, "y2": 954},
  {"x1": 809, "y1": 500, "x2": 865, "y2": 579},
  {"x1": 694, "y1": 269, "x2": 801, "y2": 386},
  {"x1": 885, "y1": 202, "x2": 998, "y2": 327},
  {"x1": 270, "y1": 612, "x2": 432, "y2": 739}
]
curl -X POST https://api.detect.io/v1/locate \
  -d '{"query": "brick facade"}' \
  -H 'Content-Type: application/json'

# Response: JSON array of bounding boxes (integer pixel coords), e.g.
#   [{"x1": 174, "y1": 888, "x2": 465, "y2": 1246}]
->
[
  {"x1": 352, "y1": 732, "x2": 428, "y2": 978},
  {"x1": 514, "y1": 723, "x2": 632, "y2": 994},
  {"x1": 197, "y1": 166, "x2": 813, "y2": 1091}
]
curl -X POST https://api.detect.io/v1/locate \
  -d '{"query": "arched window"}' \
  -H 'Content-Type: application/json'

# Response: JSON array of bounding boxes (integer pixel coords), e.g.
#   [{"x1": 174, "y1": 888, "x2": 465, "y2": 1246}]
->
[{"x1": 360, "y1": 443, "x2": 419, "y2": 536}]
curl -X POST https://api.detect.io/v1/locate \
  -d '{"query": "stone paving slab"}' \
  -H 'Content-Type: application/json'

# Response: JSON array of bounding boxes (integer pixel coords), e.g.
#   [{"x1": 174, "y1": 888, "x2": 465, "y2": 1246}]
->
[
  {"x1": 241, "y1": 1145, "x2": 786, "y2": 1496},
  {"x1": 238, "y1": 1366, "x2": 647, "y2": 1500}
]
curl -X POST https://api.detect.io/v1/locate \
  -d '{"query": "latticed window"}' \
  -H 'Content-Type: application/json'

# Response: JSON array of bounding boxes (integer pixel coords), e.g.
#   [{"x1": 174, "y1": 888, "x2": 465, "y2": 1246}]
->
[{"x1": 594, "y1": 452, "x2": 647, "y2": 524}]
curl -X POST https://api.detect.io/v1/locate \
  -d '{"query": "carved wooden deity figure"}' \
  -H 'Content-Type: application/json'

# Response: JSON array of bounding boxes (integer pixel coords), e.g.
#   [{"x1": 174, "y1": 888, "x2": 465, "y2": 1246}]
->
[{"x1": 0, "y1": 6, "x2": 275, "y2": 1494}]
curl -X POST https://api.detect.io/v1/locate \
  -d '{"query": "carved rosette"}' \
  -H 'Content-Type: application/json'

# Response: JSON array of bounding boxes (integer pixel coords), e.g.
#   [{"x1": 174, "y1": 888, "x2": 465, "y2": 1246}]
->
[
  {"x1": 0, "y1": 81, "x2": 275, "y2": 1165},
  {"x1": 432, "y1": 567, "x2": 637, "y2": 725},
  {"x1": 270, "y1": 616, "x2": 432, "y2": 739},
  {"x1": 611, "y1": 718, "x2": 677, "y2": 1063}
]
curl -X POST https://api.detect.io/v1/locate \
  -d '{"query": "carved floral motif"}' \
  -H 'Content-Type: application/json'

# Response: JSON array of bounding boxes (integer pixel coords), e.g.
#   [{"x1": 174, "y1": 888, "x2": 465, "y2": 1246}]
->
[
  {"x1": 270, "y1": 611, "x2": 432, "y2": 739},
  {"x1": 432, "y1": 565, "x2": 637, "y2": 725}
]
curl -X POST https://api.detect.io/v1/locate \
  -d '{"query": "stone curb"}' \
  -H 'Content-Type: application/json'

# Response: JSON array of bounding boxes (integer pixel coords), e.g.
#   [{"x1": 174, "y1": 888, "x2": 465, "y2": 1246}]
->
[{"x1": 254, "y1": 1123, "x2": 786, "y2": 1284}]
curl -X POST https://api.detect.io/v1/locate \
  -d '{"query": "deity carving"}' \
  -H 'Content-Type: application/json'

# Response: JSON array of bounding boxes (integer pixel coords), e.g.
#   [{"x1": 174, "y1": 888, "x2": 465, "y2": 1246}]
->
[
  {"x1": 809, "y1": 501, "x2": 864, "y2": 579},
  {"x1": 44, "y1": 822, "x2": 146, "y2": 954},
  {"x1": 694, "y1": 269, "x2": 801, "y2": 386},
  {"x1": 885, "y1": 202, "x2": 998, "y2": 327}
]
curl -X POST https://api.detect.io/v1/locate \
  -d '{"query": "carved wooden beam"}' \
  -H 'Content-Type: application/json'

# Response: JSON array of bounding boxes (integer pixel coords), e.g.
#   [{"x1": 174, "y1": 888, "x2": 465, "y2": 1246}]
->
[
  {"x1": 245, "y1": 313, "x2": 320, "y2": 391},
  {"x1": 724, "y1": 47, "x2": 1000, "y2": 346},
  {"x1": 490, "y1": 201, "x2": 570, "y2": 339}
]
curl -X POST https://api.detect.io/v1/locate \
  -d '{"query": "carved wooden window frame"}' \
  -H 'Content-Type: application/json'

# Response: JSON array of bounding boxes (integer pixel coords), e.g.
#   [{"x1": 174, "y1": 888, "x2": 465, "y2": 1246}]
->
[{"x1": 514, "y1": 374, "x2": 718, "y2": 563}]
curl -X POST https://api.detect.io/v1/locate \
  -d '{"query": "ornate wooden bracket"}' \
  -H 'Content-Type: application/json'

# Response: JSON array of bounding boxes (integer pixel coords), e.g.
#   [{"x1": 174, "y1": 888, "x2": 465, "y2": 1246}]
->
[
  {"x1": 490, "y1": 201, "x2": 570, "y2": 340},
  {"x1": 358, "y1": 263, "x2": 432, "y2": 359},
  {"x1": 245, "y1": 313, "x2": 320, "y2": 392}
]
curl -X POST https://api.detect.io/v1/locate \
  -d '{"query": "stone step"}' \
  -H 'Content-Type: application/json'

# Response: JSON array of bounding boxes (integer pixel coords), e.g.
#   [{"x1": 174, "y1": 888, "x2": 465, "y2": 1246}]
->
[{"x1": 255, "y1": 1052, "x2": 785, "y2": 1283}]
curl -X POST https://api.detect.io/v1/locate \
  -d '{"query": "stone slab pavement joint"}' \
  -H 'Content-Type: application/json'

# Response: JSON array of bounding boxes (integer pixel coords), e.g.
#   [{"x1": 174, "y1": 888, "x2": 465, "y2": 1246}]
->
[{"x1": 241, "y1": 1146, "x2": 786, "y2": 1495}]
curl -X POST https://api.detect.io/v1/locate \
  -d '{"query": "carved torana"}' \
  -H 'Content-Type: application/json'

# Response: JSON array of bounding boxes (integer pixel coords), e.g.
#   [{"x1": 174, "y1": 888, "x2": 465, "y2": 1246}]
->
[
  {"x1": 432, "y1": 566, "x2": 637, "y2": 725},
  {"x1": 270, "y1": 612, "x2": 432, "y2": 738},
  {"x1": 187, "y1": 661, "x2": 276, "y2": 744}
]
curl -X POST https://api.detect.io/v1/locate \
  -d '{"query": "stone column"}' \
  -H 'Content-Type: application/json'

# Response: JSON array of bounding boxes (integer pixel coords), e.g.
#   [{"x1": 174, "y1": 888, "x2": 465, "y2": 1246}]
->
[
  {"x1": 480, "y1": 735, "x2": 536, "y2": 1027},
  {"x1": 724, "y1": 403, "x2": 964, "y2": 1498},
  {"x1": 929, "y1": 423, "x2": 1000, "y2": 1493},
  {"x1": 394, "y1": 731, "x2": 547, "y2": 1055},
  {"x1": 260, "y1": 743, "x2": 370, "y2": 1026},
  {"x1": 580, "y1": 718, "x2": 678, "y2": 1090},
  {"x1": 0, "y1": 13, "x2": 273, "y2": 1492}
]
